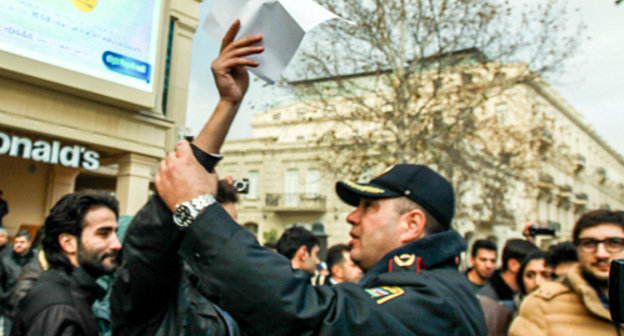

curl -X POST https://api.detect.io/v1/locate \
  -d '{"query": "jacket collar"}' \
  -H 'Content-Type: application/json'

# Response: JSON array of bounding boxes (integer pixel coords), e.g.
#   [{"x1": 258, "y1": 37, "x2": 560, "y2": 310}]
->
[
  {"x1": 73, "y1": 267, "x2": 107, "y2": 305},
  {"x1": 567, "y1": 264, "x2": 611, "y2": 321},
  {"x1": 360, "y1": 230, "x2": 466, "y2": 286}
]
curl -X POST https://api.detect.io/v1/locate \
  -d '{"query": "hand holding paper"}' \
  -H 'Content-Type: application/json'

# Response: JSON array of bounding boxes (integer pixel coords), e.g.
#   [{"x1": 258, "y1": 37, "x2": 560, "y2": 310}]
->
[{"x1": 204, "y1": 0, "x2": 349, "y2": 83}]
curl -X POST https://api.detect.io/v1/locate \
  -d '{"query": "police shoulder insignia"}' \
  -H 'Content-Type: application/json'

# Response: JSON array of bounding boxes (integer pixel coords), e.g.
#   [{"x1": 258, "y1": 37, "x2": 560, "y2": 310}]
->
[
  {"x1": 365, "y1": 286, "x2": 405, "y2": 304},
  {"x1": 393, "y1": 254, "x2": 416, "y2": 267}
]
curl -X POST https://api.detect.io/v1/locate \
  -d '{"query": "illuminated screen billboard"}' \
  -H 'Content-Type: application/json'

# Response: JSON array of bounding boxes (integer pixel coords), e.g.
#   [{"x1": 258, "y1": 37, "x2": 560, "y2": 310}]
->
[{"x1": 0, "y1": 0, "x2": 164, "y2": 108}]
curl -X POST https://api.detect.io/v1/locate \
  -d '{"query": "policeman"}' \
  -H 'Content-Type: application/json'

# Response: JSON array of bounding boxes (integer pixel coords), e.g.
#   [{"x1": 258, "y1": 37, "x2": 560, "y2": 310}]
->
[{"x1": 157, "y1": 149, "x2": 487, "y2": 335}]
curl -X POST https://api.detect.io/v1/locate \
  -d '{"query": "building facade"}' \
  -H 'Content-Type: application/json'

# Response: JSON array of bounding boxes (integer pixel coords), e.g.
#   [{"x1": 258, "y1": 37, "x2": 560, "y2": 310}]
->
[
  {"x1": 0, "y1": 0, "x2": 203, "y2": 235},
  {"x1": 221, "y1": 76, "x2": 624, "y2": 250}
]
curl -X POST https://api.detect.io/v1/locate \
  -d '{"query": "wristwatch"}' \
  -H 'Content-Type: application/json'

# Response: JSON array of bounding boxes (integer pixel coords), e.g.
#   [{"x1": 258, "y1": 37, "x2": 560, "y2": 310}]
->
[{"x1": 173, "y1": 194, "x2": 216, "y2": 227}]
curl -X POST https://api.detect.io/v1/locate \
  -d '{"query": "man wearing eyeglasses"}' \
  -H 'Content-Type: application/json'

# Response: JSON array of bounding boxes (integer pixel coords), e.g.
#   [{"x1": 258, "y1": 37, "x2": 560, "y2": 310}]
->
[{"x1": 509, "y1": 209, "x2": 624, "y2": 336}]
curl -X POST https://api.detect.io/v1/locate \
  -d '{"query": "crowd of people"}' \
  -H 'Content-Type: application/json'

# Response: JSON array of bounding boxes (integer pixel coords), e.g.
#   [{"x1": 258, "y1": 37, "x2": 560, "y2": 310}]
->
[{"x1": 0, "y1": 20, "x2": 622, "y2": 336}]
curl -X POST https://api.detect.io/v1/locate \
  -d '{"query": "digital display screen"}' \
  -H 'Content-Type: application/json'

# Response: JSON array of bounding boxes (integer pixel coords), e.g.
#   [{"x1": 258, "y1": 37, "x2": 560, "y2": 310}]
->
[{"x1": 0, "y1": 0, "x2": 163, "y2": 93}]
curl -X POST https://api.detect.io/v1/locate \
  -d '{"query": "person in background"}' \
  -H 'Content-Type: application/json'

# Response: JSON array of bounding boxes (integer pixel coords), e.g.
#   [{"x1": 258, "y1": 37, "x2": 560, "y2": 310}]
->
[
  {"x1": 0, "y1": 230, "x2": 36, "y2": 333},
  {"x1": 0, "y1": 229, "x2": 10, "y2": 256},
  {"x1": 516, "y1": 250, "x2": 552, "y2": 301},
  {"x1": 466, "y1": 239, "x2": 498, "y2": 294},
  {"x1": 10, "y1": 191, "x2": 122, "y2": 336},
  {"x1": 0, "y1": 191, "x2": 8, "y2": 228},
  {"x1": 276, "y1": 227, "x2": 321, "y2": 276},
  {"x1": 479, "y1": 238, "x2": 539, "y2": 312},
  {"x1": 509, "y1": 210, "x2": 624, "y2": 335},
  {"x1": 324, "y1": 244, "x2": 363, "y2": 285},
  {"x1": 545, "y1": 241, "x2": 578, "y2": 279}
]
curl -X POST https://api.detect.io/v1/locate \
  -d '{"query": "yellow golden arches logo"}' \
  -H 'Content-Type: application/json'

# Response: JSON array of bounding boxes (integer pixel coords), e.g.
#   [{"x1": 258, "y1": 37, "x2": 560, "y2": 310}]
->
[{"x1": 73, "y1": 0, "x2": 97, "y2": 12}]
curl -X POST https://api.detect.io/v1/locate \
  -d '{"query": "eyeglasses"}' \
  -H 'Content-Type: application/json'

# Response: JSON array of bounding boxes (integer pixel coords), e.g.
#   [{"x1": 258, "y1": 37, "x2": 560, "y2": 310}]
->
[{"x1": 576, "y1": 238, "x2": 624, "y2": 254}]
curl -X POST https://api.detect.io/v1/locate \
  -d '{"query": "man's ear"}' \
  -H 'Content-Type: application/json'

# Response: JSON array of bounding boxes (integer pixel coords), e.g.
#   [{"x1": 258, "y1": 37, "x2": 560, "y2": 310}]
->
[
  {"x1": 331, "y1": 264, "x2": 343, "y2": 281},
  {"x1": 508, "y1": 259, "x2": 522, "y2": 273},
  {"x1": 399, "y1": 208, "x2": 427, "y2": 244},
  {"x1": 58, "y1": 233, "x2": 78, "y2": 255},
  {"x1": 295, "y1": 245, "x2": 309, "y2": 262}
]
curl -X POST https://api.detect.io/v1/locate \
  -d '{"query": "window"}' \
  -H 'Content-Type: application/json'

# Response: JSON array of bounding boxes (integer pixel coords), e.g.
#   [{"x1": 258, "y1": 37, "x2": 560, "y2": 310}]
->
[
  {"x1": 305, "y1": 168, "x2": 320, "y2": 197},
  {"x1": 247, "y1": 171, "x2": 259, "y2": 199},
  {"x1": 284, "y1": 169, "x2": 299, "y2": 206}
]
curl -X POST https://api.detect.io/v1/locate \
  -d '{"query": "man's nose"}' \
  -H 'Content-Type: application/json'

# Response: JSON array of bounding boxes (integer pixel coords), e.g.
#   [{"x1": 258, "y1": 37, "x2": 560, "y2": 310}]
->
[
  {"x1": 109, "y1": 233, "x2": 122, "y2": 251},
  {"x1": 346, "y1": 208, "x2": 360, "y2": 226},
  {"x1": 596, "y1": 242, "x2": 610, "y2": 258}
]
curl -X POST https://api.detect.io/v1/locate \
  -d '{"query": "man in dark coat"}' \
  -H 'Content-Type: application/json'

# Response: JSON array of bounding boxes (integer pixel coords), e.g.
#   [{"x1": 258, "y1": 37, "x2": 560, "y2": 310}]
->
[
  {"x1": 0, "y1": 230, "x2": 36, "y2": 332},
  {"x1": 11, "y1": 191, "x2": 122, "y2": 336}
]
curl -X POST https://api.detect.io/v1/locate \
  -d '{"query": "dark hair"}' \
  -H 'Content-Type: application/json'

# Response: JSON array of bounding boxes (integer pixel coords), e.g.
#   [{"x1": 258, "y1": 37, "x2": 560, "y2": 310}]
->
[
  {"x1": 501, "y1": 239, "x2": 539, "y2": 271},
  {"x1": 516, "y1": 250, "x2": 547, "y2": 296},
  {"x1": 43, "y1": 191, "x2": 119, "y2": 273},
  {"x1": 15, "y1": 230, "x2": 31, "y2": 241},
  {"x1": 471, "y1": 239, "x2": 497, "y2": 258},
  {"x1": 216, "y1": 179, "x2": 239, "y2": 204},
  {"x1": 276, "y1": 227, "x2": 320, "y2": 260},
  {"x1": 545, "y1": 241, "x2": 578, "y2": 267},
  {"x1": 326, "y1": 244, "x2": 350, "y2": 276},
  {"x1": 573, "y1": 209, "x2": 624, "y2": 244}
]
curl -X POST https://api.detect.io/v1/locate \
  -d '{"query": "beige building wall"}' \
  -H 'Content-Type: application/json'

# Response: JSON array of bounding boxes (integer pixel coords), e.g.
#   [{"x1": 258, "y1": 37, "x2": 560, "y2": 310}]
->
[
  {"x1": 221, "y1": 77, "x2": 624, "y2": 250},
  {"x1": 0, "y1": 0, "x2": 203, "y2": 235}
]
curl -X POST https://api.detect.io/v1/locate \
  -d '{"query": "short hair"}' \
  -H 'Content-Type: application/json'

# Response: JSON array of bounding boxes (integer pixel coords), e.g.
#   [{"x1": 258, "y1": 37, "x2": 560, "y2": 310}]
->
[
  {"x1": 43, "y1": 191, "x2": 118, "y2": 273},
  {"x1": 501, "y1": 239, "x2": 539, "y2": 271},
  {"x1": 471, "y1": 239, "x2": 497, "y2": 258},
  {"x1": 276, "y1": 227, "x2": 320, "y2": 260},
  {"x1": 545, "y1": 241, "x2": 578, "y2": 268},
  {"x1": 394, "y1": 197, "x2": 445, "y2": 235},
  {"x1": 0, "y1": 228, "x2": 7, "y2": 236},
  {"x1": 216, "y1": 179, "x2": 239, "y2": 204},
  {"x1": 516, "y1": 250, "x2": 547, "y2": 295},
  {"x1": 326, "y1": 244, "x2": 350, "y2": 275},
  {"x1": 15, "y1": 230, "x2": 31, "y2": 241},
  {"x1": 572, "y1": 209, "x2": 624, "y2": 244}
]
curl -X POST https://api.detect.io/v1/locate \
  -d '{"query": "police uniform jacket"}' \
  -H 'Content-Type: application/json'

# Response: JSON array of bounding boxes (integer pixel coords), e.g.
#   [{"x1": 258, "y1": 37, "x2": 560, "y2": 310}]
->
[{"x1": 180, "y1": 202, "x2": 487, "y2": 336}]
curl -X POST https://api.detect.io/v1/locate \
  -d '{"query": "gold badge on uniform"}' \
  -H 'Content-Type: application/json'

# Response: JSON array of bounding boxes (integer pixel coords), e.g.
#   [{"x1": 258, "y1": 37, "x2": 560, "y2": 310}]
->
[{"x1": 393, "y1": 254, "x2": 416, "y2": 267}]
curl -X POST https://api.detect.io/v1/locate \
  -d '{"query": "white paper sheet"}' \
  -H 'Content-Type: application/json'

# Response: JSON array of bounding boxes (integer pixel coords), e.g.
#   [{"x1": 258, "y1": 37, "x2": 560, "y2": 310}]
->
[{"x1": 203, "y1": 0, "x2": 348, "y2": 83}]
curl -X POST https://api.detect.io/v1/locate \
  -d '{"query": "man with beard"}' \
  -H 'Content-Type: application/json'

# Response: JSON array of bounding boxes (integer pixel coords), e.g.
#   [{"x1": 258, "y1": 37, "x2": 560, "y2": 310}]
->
[
  {"x1": 11, "y1": 191, "x2": 122, "y2": 336},
  {"x1": 466, "y1": 239, "x2": 497, "y2": 294},
  {"x1": 509, "y1": 210, "x2": 624, "y2": 335}
]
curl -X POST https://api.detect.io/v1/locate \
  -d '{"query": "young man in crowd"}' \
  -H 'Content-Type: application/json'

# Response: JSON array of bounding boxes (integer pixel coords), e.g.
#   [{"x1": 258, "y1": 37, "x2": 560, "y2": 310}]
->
[
  {"x1": 11, "y1": 191, "x2": 122, "y2": 336},
  {"x1": 466, "y1": 239, "x2": 497, "y2": 294},
  {"x1": 545, "y1": 241, "x2": 578, "y2": 279},
  {"x1": 479, "y1": 238, "x2": 538, "y2": 311},
  {"x1": 509, "y1": 210, "x2": 624, "y2": 335},
  {"x1": 276, "y1": 227, "x2": 321, "y2": 276},
  {"x1": 324, "y1": 243, "x2": 363, "y2": 285}
]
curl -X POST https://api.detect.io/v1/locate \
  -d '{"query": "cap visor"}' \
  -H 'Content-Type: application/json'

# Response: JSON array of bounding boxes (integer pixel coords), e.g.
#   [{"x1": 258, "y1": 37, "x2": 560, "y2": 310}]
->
[{"x1": 335, "y1": 181, "x2": 400, "y2": 207}]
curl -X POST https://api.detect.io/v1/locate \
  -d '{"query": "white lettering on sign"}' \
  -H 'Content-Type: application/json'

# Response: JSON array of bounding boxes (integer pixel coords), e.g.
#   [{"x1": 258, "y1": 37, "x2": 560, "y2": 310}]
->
[{"x1": 0, "y1": 131, "x2": 100, "y2": 171}]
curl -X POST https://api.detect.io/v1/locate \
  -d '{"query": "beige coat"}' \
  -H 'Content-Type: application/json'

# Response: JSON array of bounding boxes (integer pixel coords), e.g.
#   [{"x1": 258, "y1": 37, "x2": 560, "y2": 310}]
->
[{"x1": 509, "y1": 264, "x2": 622, "y2": 336}]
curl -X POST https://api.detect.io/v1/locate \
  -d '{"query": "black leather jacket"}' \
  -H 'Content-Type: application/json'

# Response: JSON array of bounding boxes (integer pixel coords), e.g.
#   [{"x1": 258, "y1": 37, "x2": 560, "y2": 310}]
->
[
  {"x1": 11, "y1": 268, "x2": 105, "y2": 336},
  {"x1": 111, "y1": 196, "x2": 238, "y2": 336}
]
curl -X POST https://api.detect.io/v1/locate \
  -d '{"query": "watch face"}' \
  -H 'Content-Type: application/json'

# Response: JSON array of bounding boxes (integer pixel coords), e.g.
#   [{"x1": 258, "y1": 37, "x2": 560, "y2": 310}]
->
[{"x1": 174, "y1": 205, "x2": 192, "y2": 227}]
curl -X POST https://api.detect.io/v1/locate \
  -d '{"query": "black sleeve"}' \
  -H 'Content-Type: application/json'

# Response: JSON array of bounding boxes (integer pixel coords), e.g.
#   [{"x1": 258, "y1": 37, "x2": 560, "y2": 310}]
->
[
  {"x1": 14, "y1": 305, "x2": 87, "y2": 336},
  {"x1": 110, "y1": 195, "x2": 184, "y2": 336},
  {"x1": 180, "y1": 204, "x2": 413, "y2": 336}
]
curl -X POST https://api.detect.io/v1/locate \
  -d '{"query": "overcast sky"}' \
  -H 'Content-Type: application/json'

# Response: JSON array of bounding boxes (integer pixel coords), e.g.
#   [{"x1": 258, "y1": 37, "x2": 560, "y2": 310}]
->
[{"x1": 186, "y1": 0, "x2": 624, "y2": 157}]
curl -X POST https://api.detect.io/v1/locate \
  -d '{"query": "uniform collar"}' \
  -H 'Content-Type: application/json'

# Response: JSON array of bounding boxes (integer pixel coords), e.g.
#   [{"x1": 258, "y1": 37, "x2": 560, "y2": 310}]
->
[{"x1": 359, "y1": 231, "x2": 466, "y2": 286}]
